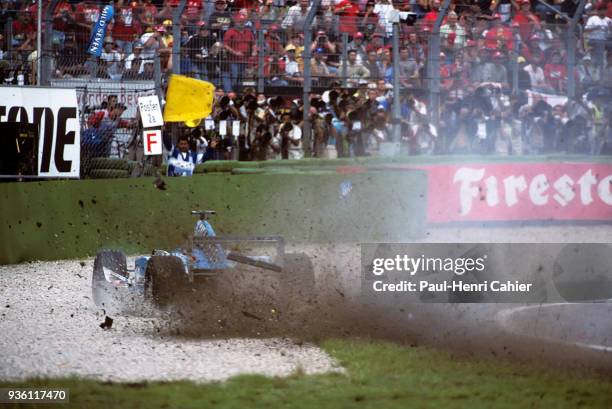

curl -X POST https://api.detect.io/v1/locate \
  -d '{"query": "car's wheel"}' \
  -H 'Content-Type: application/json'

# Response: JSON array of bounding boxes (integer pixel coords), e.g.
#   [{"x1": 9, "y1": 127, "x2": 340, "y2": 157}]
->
[
  {"x1": 92, "y1": 250, "x2": 128, "y2": 311},
  {"x1": 145, "y1": 256, "x2": 189, "y2": 307}
]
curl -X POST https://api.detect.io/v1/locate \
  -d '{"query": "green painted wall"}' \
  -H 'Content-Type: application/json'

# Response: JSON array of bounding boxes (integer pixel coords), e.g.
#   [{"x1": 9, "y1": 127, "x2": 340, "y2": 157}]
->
[{"x1": 0, "y1": 171, "x2": 427, "y2": 265}]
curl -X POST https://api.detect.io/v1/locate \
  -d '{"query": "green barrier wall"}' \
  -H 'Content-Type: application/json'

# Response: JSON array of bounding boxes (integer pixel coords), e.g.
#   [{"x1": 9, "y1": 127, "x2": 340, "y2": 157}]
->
[{"x1": 0, "y1": 171, "x2": 427, "y2": 264}]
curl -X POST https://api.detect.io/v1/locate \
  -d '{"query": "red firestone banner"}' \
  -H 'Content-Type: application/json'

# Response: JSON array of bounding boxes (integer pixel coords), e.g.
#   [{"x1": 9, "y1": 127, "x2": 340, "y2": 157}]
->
[{"x1": 424, "y1": 163, "x2": 612, "y2": 223}]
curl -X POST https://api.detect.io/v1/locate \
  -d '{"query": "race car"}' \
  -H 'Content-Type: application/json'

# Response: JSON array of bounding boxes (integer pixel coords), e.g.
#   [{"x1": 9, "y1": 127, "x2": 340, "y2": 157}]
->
[{"x1": 92, "y1": 210, "x2": 314, "y2": 312}]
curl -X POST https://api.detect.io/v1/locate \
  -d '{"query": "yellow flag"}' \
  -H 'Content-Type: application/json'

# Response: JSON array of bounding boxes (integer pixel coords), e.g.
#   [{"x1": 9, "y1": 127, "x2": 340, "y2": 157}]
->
[{"x1": 163, "y1": 74, "x2": 215, "y2": 122}]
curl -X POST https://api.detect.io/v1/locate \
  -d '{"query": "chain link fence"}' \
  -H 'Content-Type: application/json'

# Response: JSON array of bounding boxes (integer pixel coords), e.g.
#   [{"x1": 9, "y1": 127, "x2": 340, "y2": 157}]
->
[{"x1": 0, "y1": 1, "x2": 610, "y2": 178}]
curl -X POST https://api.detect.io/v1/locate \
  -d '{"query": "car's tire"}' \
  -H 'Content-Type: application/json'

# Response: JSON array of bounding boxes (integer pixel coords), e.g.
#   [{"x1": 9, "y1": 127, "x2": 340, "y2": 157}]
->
[
  {"x1": 281, "y1": 252, "x2": 315, "y2": 300},
  {"x1": 92, "y1": 250, "x2": 128, "y2": 311},
  {"x1": 145, "y1": 256, "x2": 189, "y2": 307}
]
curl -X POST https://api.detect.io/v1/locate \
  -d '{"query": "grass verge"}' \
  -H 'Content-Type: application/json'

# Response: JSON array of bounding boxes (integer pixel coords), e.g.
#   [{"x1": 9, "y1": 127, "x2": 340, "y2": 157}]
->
[{"x1": 2, "y1": 339, "x2": 611, "y2": 408}]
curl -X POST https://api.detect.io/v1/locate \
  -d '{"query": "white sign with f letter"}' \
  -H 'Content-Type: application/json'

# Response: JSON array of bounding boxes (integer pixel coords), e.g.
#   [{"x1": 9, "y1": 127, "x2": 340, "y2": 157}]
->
[{"x1": 143, "y1": 130, "x2": 162, "y2": 155}]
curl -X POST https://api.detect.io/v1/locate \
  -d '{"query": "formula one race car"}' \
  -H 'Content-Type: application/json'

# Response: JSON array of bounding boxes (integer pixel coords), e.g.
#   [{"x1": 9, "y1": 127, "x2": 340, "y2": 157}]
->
[{"x1": 92, "y1": 210, "x2": 314, "y2": 312}]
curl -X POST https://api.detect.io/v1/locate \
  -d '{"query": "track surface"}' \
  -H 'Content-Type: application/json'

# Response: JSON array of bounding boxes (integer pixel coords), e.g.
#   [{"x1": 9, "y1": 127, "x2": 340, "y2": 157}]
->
[
  {"x1": 1, "y1": 224, "x2": 611, "y2": 381},
  {"x1": 0, "y1": 260, "x2": 341, "y2": 382}
]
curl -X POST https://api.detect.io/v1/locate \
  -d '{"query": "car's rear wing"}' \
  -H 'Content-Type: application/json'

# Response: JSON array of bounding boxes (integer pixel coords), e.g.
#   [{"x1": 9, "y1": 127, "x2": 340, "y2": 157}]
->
[{"x1": 190, "y1": 235, "x2": 286, "y2": 272}]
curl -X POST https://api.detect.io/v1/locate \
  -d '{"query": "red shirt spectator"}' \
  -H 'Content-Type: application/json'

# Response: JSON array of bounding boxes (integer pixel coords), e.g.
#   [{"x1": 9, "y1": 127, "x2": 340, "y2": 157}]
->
[
  {"x1": 335, "y1": 0, "x2": 360, "y2": 35},
  {"x1": 512, "y1": 0, "x2": 541, "y2": 42},
  {"x1": 484, "y1": 19, "x2": 514, "y2": 52},
  {"x1": 139, "y1": 0, "x2": 158, "y2": 26},
  {"x1": 185, "y1": 0, "x2": 204, "y2": 24},
  {"x1": 112, "y1": 4, "x2": 142, "y2": 42},
  {"x1": 423, "y1": 0, "x2": 444, "y2": 27},
  {"x1": 544, "y1": 52, "x2": 567, "y2": 93},
  {"x1": 263, "y1": 26, "x2": 283, "y2": 55},
  {"x1": 365, "y1": 33, "x2": 390, "y2": 53},
  {"x1": 13, "y1": 14, "x2": 35, "y2": 37},
  {"x1": 53, "y1": 2, "x2": 75, "y2": 33},
  {"x1": 28, "y1": 1, "x2": 73, "y2": 32},
  {"x1": 223, "y1": 15, "x2": 255, "y2": 59},
  {"x1": 75, "y1": 1, "x2": 101, "y2": 44},
  {"x1": 75, "y1": 1, "x2": 100, "y2": 25}
]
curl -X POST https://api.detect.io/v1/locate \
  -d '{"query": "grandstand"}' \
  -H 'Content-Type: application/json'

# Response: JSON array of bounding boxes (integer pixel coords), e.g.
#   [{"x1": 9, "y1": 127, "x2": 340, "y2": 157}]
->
[{"x1": 0, "y1": 0, "x2": 610, "y2": 174}]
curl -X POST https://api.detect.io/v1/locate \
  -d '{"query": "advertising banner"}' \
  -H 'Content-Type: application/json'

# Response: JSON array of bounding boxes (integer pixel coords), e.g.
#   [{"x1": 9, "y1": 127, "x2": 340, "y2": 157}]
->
[
  {"x1": 425, "y1": 163, "x2": 612, "y2": 223},
  {"x1": 87, "y1": 5, "x2": 114, "y2": 57},
  {"x1": 50, "y1": 80, "x2": 156, "y2": 119},
  {"x1": 0, "y1": 87, "x2": 80, "y2": 178}
]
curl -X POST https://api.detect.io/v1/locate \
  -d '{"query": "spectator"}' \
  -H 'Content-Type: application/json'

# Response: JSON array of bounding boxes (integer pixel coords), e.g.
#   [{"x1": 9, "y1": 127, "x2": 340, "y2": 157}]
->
[
  {"x1": 160, "y1": 19, "x2": 174, "y2": 49},
  {"x1": 348, "y1": 32, "x2": 368, "y2": 64},
  {"x1": 12, "y1": 12, "x2": 35, "y2": 52},
  {"x1": 99, "y1": 38, "x2": 123, "y2": 80},
  {"x1": 140, "y1": 25, "x2": 164, "y2": 60},
  {"x1": 543, "y1": 50, "x2": 567, "y2": 93},
  {"x1": 52, "y1": 1, "x2": 76, "y2": 48},
  {"x1": 281, "y1": 0, "x2": 313, "y2": 35},
  {"x1": 111, "y1": 1, "x2": 140, "y2": 55},
  {"x1": 184, "y1": 0, "x2": 204, "y2": 29},
  {"x1": 398, "y1": 46, "x2": 419, "y2": 87},
  {"x1": 360, "y1": 1, "x2": 381, "y2": 38},
  {"x1": 334, "y1": 0, "x2": 360, "y2": 35},
  {"x1": 208, "y1": 0, "x2": 232, "y2": 40},
  {"x1": 363, "y1": 49, "x2": 381, "y2": 79},
  {"x1": 55, "y1": 34, "x2": 88, "y2": 78},
  {"x1": 475, "y1": 51, "x2": 509, "y2": 87},
  {"x1": 403, "y1": 31, "x2": 425, "y2": 64},
  {"x1": 283, "y1": 44, "x2": 304, "y2": 84},
  {"x1": 512, "y1": 0, "x2": 541, "y2": 43},
  {"x1": 523, "y1": 53, "x2": 548, "y2": 91},
  {"x1": 576, "y1": 54, "x2": 601, "y2": 90},
  {"x1": 75, "y1": 0, "x2": 101, "y2": 45},
  {"x1": 286, "y1": 33, "x2": 306, "y2": 68},
  {"x1": 311, "y1": 48, "x2": 333, "y2": 84},
  {"x1": 377, "y1": 48, "x2": 393, "y2": 84},
  {"x1": 374, "y1": 0, "x2": 396, "y2": 38},
  {"x1": 366, "y1": 32, "x2": 389, "y2": 53},
  {"x1": 584, "y1": 2, "x2": 611, "y2": 68},
  {"x1": 138, "y1": 0, "x2": 158, "y2": 27},
  {"x1": 223, "y1": 13, "x2": 255, "y2": 91},
  {"x1": 124, "y1": 40, "x2": 145, "y2": 78},
  {"x1": 83, "y1": 102, "x2": 129, "y2": 163},
  {"x1": 311, "y1": 30, "x2": 338, "y2": 71},
  {"x1": 340, "y1": 49, "x2": 371, "y2": 86},
  {"x1": 184, "y1": 21, "x2": 216, "y2": 80},
  {"x1": 440, "y1": 11, "x2": 466, "y2": 61},
  {"x1": 484, "y1": 14, "x2": 514, "y2": 53}
]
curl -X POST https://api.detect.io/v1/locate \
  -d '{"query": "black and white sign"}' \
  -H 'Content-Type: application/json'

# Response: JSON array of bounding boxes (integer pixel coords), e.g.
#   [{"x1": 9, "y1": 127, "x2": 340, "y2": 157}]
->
[
  {"x1": 138, "y1": 95, "x2": 164, "y2": 128},
  {"x1": 0, "y1": 87, "x2": 80, "y2": 178}
]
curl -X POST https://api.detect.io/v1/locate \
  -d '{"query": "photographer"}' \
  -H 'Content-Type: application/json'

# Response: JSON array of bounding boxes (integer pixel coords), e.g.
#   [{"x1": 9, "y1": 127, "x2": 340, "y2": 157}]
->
[
  {"x1": 275, "y1": 115, "x2": 303, "y2": 160},
  {"x1": 251, "y1": 124, "x2": 279, "y2": 161}
]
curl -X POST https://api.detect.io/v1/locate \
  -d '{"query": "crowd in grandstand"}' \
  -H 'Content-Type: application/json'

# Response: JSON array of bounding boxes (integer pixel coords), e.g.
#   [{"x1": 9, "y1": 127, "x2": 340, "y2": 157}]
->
[{"x1": 0, "y1": 0, "x2": 611, "y2": 162}]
